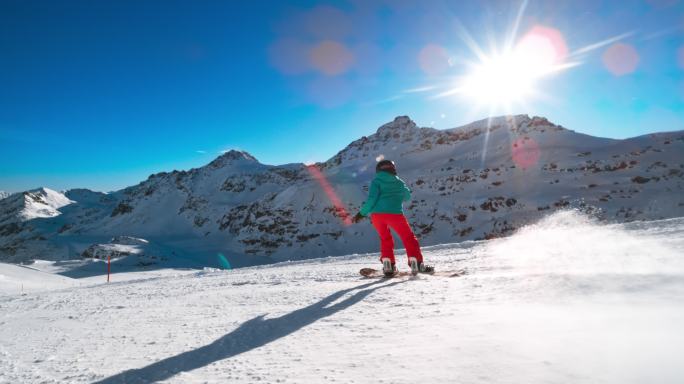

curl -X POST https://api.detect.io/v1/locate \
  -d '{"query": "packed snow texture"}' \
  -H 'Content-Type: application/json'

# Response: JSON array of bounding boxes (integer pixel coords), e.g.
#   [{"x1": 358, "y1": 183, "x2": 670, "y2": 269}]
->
[
  {"x1": 1, "y1": 115, "x2": 683, "y2": 268},
  {"x1": 1, "y1": 211, "x2": 683, "y2": 383}
]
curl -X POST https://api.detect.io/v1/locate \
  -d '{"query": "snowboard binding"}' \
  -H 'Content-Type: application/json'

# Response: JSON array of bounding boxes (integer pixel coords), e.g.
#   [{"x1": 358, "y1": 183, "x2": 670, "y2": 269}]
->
[
  {"x1": 409, "y1": 257, "x2": 435, "y2": 275},
  {"x1": 409, "y1": 257, "x2": 419, "y2": 275},
  {"x1": 381, "y1": 258, "x2": 398, "y2": 278}
]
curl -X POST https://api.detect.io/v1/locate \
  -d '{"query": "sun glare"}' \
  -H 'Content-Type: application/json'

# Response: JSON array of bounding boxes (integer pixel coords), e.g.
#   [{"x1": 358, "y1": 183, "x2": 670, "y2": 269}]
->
[
  {"x1": 412, "y1": 2, "x2": 631, "y2": 118},
  {"x1": 461, "y1": 54, "x2": 534, "y2": 106},
  {"x1": 458, "y1": 25, "x2": 569, "y2": 110}
]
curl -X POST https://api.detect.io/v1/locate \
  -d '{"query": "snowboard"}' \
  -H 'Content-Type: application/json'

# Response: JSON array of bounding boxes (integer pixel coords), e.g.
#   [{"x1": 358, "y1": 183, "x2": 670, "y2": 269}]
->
[{"x1": 359, "y1": 267, "x2": 466, "y2": 278}]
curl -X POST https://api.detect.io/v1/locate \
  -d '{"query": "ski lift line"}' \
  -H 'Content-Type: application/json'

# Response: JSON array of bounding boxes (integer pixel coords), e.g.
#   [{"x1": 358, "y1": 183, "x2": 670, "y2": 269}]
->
[{"x1": 306, "y1": 165, "x2": 353, "y2": 227}]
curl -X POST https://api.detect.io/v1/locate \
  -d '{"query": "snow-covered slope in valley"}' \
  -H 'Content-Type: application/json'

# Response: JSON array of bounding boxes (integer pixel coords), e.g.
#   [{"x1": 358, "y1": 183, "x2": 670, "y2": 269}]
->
[
  {"x1": 1, "y1": 211, "x2": 683, "y2": 383},
  {"x1": 1, "y1": 115, "x2": 683, "y2": 268},
  {"x1": 0, "y1": 262, "x2": 78, "y2": 294}
]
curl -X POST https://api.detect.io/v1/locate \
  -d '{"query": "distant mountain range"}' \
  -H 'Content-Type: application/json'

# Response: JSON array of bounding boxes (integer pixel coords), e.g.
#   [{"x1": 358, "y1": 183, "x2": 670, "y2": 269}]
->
[{"x1": 1, "y1": 115, "x2": 683, "y2": 268}]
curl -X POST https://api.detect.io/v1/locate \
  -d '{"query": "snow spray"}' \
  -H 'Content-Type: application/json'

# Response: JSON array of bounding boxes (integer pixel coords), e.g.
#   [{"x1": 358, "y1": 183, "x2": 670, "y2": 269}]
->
[{"x1": 486, "y1": 210, "x2": 684, "y2": 276}]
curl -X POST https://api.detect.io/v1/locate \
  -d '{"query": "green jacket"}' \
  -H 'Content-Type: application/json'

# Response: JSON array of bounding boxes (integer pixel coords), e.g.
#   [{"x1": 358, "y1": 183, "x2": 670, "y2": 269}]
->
[{"x1": 359, "y1": 171, "x2": 412, "y2": 216}]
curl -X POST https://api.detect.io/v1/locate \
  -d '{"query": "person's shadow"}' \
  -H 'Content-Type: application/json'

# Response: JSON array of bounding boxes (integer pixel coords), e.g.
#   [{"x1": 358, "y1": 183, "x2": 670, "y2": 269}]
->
[{"x1": 93, "y1": 279, "x2": 401, "y2": 384}]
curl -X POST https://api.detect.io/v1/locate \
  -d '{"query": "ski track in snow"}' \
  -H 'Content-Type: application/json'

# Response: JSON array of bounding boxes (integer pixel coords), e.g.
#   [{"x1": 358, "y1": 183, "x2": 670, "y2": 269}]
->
[{"x1": 1, "y1": 212, "x2": 684, "y2": 384}]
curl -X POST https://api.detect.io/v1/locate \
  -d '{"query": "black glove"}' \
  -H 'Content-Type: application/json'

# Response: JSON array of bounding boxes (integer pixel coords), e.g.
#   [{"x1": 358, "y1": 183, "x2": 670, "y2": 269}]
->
[{"x1": 352, "y1": 212, "x2": 364, "y2": 224}]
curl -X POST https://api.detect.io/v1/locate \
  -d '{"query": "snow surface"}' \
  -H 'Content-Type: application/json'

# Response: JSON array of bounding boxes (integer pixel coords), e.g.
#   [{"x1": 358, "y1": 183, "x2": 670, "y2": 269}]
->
[
  {"x1": 1, "y1": 211, "x2": 683, "y2": 383},
  {"x1": 0, "y1": 262, "x2": 78, "y2": 294}
]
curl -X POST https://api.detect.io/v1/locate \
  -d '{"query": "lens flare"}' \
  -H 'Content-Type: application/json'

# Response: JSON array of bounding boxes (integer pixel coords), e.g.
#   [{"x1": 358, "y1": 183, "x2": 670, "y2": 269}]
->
[
  {"x1": 602, "y1": 43, "x2": 639, "y2": 76},
  {"x1": 217, "y1": 253, "x2": 232, "y2": 270},
  {"x1": 511, "y1": 137, "x2": 541, "y2": 169},
  {"x1": 306, "y1": 165, "x2": 353, "y2": 226},
  {"x1": 418, "y1": 44, "x2": 450, "y2": 75},
  {"x1": 310, "y1": 40, "x2": 354, "y2": 76},
  {"x1": 516, "y1": 26, "x2": 568, "y2": 70},
  {"x1": 520, "y1": 26, "x2": 567, "y2": 62}
]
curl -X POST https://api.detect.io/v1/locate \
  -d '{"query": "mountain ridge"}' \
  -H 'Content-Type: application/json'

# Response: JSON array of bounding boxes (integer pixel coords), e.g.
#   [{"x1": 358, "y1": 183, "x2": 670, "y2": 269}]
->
[{"x1": 1, "y1": 114, "x2": 683, "y2": 268}]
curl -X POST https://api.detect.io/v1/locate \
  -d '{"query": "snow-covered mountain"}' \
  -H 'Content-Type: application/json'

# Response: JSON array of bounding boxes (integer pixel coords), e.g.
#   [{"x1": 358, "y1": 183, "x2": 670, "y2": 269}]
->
[
  {"x1": 0, "y1": 191, "x2": 9, "y2": 200},
  {"x1": 2, "y1": 212, "x2": 683, "y2": 383},
  {"x1": 1, "y1": 115, "x2": 683, "y2": 267}
]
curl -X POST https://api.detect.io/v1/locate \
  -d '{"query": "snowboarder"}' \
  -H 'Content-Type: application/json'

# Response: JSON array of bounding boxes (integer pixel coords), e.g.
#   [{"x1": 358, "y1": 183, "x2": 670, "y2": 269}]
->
[{"x1": 352, "y1": 160, "x2": 434, "y2": 277}]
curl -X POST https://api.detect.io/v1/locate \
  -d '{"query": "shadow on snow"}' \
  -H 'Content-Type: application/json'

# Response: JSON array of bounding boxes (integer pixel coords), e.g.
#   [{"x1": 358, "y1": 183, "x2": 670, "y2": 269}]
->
[{"x1": 93, "y1": 279, "x2": 401, "y2": 384}]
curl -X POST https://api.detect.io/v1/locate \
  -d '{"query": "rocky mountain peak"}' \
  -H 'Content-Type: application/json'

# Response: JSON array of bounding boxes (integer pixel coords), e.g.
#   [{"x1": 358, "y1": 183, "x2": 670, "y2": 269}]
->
[
  {"x1": 23, "y1": 187, "x2": 72, "y2": 205},
  {"x1": 0, "y1": 187, "x2": 76, "y2": 223},
  {"x1": 375, "y1": 116, "x2": 418, "y2": 137},
  {"x1": 207, "y1": 150, "x2": 258, "y2": 169}
]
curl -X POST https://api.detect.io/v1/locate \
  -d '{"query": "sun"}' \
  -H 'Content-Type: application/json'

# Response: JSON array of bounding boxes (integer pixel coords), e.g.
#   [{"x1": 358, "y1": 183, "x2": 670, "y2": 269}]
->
[
  {"x1": 461, "y1": 53, "x2": 536, "y2": 107},
  {"x1": 457, "y1": 26, "x2": 570, "y2": 111},
  {"x1": 410, "y1": 1, "x2": 632, "y2": 116}
]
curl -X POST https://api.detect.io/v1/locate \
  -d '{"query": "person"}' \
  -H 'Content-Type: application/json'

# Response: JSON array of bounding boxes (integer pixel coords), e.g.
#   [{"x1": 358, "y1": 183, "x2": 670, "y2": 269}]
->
[{"x1": 352, "y1": 160, "x2": 434, "y2": 276}]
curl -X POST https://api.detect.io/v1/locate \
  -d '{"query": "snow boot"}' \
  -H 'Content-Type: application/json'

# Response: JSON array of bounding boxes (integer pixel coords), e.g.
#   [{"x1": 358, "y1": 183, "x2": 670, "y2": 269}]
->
[
  {"x1": 419, "y1": 262, "x2": 435, "y2": 274},
  {"x1": 409, "y1": 257, "x2": 434, "y2": 275},
  {"x1": 409, "y1": 257, "x2": 419, "y2": 276},
  {"x1": 382, "y1": 258, "x2": 398, "y2": 277}
]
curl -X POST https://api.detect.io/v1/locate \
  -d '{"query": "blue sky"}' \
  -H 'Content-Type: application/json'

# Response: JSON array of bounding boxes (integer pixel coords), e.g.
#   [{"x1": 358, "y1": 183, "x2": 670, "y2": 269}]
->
[{"x1": 1, "y1": 0, "x2": 683, "y2": 193}]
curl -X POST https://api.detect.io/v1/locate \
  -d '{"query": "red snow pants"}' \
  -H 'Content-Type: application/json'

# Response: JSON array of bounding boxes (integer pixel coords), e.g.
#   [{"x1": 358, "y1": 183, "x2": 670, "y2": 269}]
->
[{"x1": 370, "y1": 213, "x2": 424, "y2": 265}]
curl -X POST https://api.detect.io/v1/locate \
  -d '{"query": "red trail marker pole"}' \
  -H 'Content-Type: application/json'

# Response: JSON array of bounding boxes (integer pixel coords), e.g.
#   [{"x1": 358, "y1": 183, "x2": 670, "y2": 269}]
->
[{"x1": 107, "y1": 255, "x2": 111, "y2": 283}]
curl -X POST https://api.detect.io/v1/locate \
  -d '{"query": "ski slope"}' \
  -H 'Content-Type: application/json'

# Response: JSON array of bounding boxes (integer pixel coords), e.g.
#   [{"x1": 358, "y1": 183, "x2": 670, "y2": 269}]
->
[
  {"x1": 1, "y1": 211, "x2": 683, "y2": 383},
  {"x1": 0, "y1": 263, "x2": 78, "y2": 294}
]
